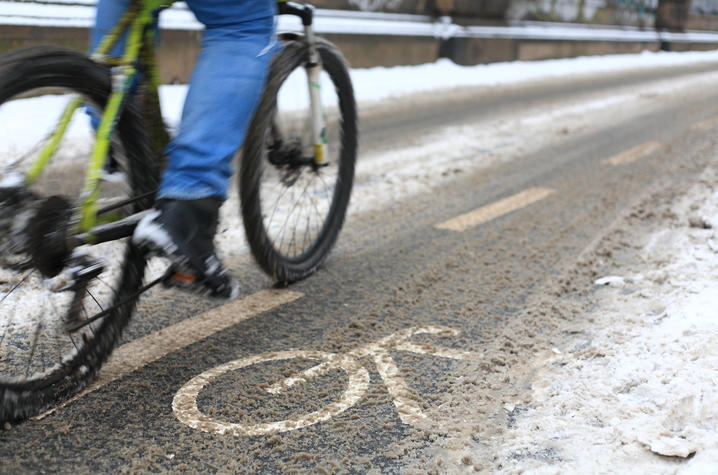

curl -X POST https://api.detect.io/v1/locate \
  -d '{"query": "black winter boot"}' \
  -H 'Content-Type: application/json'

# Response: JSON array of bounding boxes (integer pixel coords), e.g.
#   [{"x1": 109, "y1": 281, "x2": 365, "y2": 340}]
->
[{"x1": 132, "y1": 198, "x2": 239, "y2": 299}]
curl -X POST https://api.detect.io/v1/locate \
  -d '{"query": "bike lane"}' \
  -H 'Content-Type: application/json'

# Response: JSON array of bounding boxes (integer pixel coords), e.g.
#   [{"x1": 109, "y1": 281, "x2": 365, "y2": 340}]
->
[
  {"x1": 0, "y1": 180, "x2": 527, "y2": 472},
  {"x1": 3, "y1": 68, "x2": 718, "y2": 473}
]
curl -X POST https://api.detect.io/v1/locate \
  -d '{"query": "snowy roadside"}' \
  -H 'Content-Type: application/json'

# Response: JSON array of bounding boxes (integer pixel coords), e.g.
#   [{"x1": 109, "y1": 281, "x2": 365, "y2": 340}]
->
[
  {"x1": 111, "y1": 50, "x2": 718, "y2": 470},
  {"x1": 494, "y1": 150, "x2": 718, "y2": 471},
  {"x1": 2, "y1": 37, "x2": 718, "y2": 470},
  {"x1": 160, "y1": 48, "x2": 718, "y2": 129}
]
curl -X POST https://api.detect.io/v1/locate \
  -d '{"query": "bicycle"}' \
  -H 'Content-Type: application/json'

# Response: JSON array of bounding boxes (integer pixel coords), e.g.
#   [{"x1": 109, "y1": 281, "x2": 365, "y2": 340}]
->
[
  {"x1": 172, "y1": 326, "x2": 480, "y2": 437},
  {"x1": 0, "y1": 0, "x2": 357, "y2": 423}
]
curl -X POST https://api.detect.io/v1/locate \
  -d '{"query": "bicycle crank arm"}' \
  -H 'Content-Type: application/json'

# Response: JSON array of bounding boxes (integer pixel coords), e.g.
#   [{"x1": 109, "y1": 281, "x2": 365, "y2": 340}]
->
[{"x1": 73, "y1": 209, "x2": 150, "y2": 246}]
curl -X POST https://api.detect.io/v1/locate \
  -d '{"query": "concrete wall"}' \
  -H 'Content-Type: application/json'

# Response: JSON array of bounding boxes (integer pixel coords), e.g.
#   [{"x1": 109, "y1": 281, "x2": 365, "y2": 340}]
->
[
  {"x1": 325, "y1": 34, "x2": 440, "y2": 68},
  {"x1": 0, "y1": 25, "x2": 88, "y2": 54},
  {"x1": 0, "y1": 25, "x2": 203, "y2": 85},
  {"x1": 1, "y1": 0, "x2": 716, "y2": 83},
  {"x1": 440, "y1": 37, "x2": 661, "y2": 65}
]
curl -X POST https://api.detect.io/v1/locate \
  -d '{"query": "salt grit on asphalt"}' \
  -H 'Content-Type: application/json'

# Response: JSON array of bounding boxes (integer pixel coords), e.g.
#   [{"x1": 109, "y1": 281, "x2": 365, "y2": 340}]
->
[{"x1": 4, "y1": 48, "x2": 718, "y2": 471}]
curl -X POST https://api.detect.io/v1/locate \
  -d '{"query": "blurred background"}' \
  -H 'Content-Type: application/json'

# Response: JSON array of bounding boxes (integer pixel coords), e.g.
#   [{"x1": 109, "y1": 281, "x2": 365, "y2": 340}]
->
[{"x1": 2, "y1": 0, "x2": 718, "y2": 82}]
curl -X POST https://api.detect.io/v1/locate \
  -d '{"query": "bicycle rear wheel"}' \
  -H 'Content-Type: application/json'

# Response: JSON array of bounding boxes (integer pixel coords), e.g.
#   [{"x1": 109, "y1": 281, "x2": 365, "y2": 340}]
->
[
  {"x1": 240, "y1": 37, "x2": 357, "y2": 284},
  {"x1": 0, "y1": 47, "x2": 156, "y2": 422}
]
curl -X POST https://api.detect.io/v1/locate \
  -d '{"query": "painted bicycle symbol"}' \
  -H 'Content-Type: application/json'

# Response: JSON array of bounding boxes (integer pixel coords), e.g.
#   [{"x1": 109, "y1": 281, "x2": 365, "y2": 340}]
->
[{"x1": 172, "y1": 326, "x2": 481, "y2": 437}]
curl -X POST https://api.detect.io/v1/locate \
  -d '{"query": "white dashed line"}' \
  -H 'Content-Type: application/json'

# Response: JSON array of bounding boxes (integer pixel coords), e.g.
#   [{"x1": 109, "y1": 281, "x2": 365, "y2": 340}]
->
[
  {"x1": 604, "y1": 141, "x2": 663, "y2": 166},
  {"x1": 435, "y1": 187, "x2": 555, "y2": 232},
  {"x1": 690, "y1": 116, "x2": 718, "y2": 132}
]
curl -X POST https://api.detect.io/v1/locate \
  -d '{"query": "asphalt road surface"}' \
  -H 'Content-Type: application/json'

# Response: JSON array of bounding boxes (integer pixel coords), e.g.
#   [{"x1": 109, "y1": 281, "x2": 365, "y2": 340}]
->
[{"x1": 3, "y1": 59, "x2": 718, "y2": 473}]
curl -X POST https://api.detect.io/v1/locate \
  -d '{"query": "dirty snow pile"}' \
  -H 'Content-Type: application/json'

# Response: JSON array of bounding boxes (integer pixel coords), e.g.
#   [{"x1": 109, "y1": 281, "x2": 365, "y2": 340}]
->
[{"x1": 499, "y1": 171, "x2": 718, "y2": 472}]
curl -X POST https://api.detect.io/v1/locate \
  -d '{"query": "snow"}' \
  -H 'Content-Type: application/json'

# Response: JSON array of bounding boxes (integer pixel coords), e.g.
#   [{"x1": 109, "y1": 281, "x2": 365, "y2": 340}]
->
[
  {"x1": 157, "y1": 48, "x2": 718, "y2": 129},
  {"x1": 3, "y1": 44, "x2": 718, "y2": 467},
  {"x1": 498, "y1": 174, "x2": 718, "y2": 472},
  {"x1": 0, "y1": 94, "x2": 94, "y2": 157}
]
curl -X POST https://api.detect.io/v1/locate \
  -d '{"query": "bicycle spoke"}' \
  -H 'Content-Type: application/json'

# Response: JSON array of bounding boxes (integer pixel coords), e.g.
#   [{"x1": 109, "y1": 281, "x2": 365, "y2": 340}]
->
[
  {"x1": 81, "y1": 302, "x2": 95, "y2": 341},
  {"x1": 273, "y1": 185, "x2": 295, "y2": 251},
  {"x1": 26, "y1": 320, "x2": 43, "y2": 377},
  {"x1": 288, "y1": 199, "x2": 302, "y2": 255},
  {"x1": 84, "y1": 304, "x2": 97, "y2": 338},
  {"x1": 295, "y1": 178, "x2": 321, "y2": 252},
  {"x1": 6, "y1": 134, "x2": 51, "y2": 170},
  {"x1": 86, "y1": 288, "x2": 104, "y2": 314},
  {"x1": 308, "y1": 187, "x2": 325, "y2": 233},
  {"x1": 80, "y1": 304, "x2": 92, "y2": 345},
  {"x1": 265, "y1": 170, "x2": 293, "y2": 232},
  {"x1": 93, "y1": 274, "x2": 117, "y2": 296},
  {"x1": 264, "y1": 164, "x2": 336, "y2": 258},
  {"x1": 0, "y1": 269, "x2": 35, "y2": 306},
  {"x1": 277, "y1": 177, "x2": 314, "y2": 253},
  {"x1": 47, "y1": 291, "x2": 66, "y2": 368},
  {"x1": 37, "y1": 303, "x2": 48, "y2": 376},
  {"x1": 292, "y1": 183, "x2": 313, "y2": 255},
  {"x1": 316, "y1": 169, "x2": 334, "y2": 203},
  {"x1": 69, "y1": 333, "x2": 79, "y2": 352},
  {"x1": 302, "y1": 213, "x2": 311, "y2": 253},
  {"x1": 66, "y1": 273, "x2": 164, "y2": 333}
]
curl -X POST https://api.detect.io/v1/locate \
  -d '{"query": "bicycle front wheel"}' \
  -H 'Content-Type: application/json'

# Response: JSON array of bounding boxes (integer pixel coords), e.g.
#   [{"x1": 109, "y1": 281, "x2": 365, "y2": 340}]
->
[
  {"x1": 240, "y1": 37, "x2": 358, "y2": 284},
  {"x1": 0, "y1": 47, "x2": 156, "y2": 422}
]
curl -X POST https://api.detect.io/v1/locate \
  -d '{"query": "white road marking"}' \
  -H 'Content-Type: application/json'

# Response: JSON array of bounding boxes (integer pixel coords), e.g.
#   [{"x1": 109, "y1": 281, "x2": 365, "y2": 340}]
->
[
  {"x1": 173, "y1": 326, "x2": 483, "y2": 436},
  {"x1": 691, "y1": 116, "x2": 718, "y2": 132},
  {"x1": 435, "y1": 187, "x2": 556, "y2": 232},
  {"x1": 35, "y1": 289, "x2": 302, "y2": 420},
  {"x1": 604, "y1": 141, "x2": 663, "y2": 166},
  {"x1": 173, "y1": 351, "x2": 370, "y2": 437}
]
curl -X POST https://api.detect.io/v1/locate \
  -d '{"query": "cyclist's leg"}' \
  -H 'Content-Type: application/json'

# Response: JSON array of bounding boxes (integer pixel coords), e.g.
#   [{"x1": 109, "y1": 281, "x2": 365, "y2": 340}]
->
[
  {"x1": 158, "y1": 10, "x2": 277, "y2": 201},
  {"x1": 133, "y1": 3, "x2": 276, "y2": 297},
  {"x1": 90, "y1": 0, "x2": 130, "y2": 57}
]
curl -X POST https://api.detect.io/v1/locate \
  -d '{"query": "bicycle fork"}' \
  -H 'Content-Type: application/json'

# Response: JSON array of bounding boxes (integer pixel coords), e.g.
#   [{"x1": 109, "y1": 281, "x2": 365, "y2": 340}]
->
[
  {"x1": 279, "y1": 1, "x2": 328, "y2": 167},
  {"x1": 304, "y1": 27, "x2": 328, "y2": 166}
]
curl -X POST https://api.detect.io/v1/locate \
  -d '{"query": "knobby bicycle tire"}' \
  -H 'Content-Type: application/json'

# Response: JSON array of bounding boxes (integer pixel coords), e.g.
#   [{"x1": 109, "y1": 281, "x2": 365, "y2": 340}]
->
[
  {"x1": 0, "y1": 47, "x2": 157, "y2": 422},
  {"x1": 240, "y1": 37, "x2": 358, "y2": 284}
]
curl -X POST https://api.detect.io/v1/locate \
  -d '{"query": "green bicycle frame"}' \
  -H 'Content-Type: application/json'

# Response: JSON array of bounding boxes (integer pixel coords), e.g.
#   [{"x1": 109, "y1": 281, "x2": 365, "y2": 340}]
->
[
  {"x1": 23, "y1": 0, "x2": 328, "y2": 238},
  {"x1": 24, "y1": 0, "x2": 174, "y2": 235}
]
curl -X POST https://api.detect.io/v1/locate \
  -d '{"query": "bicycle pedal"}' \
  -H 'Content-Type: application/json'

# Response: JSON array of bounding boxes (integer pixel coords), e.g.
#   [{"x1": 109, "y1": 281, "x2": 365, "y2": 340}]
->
[
  {"x1": 162, "y1": 267, "x2": 197, "y2": 289},
  {"x1": 161, "y1": 266, "x2": 238, "y2": 299}
]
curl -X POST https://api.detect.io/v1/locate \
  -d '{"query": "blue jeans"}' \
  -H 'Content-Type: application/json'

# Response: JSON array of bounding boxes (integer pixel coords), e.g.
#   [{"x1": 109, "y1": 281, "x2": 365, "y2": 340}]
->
[{"x1": 91, "y1": 0, "x2": 277, "y2": 200}]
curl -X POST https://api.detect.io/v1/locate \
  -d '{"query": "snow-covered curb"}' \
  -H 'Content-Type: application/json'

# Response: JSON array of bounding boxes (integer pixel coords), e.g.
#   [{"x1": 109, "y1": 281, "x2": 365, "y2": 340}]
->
[
  {"x1": 347, "y1": 49, "x2": 718, "y2": 105},
  {"x1": 499, "y1": 165, "x2": 718, "y2": 472}
]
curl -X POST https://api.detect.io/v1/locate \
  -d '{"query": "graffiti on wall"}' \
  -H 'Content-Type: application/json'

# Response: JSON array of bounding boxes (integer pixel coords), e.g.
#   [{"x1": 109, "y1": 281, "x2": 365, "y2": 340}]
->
[
  {"x1": 348, "y1": 0, "x2": 403, "y2": 11},
  {"x1": 508, "y1": 0, "x2": 657, "y2": 25}
]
